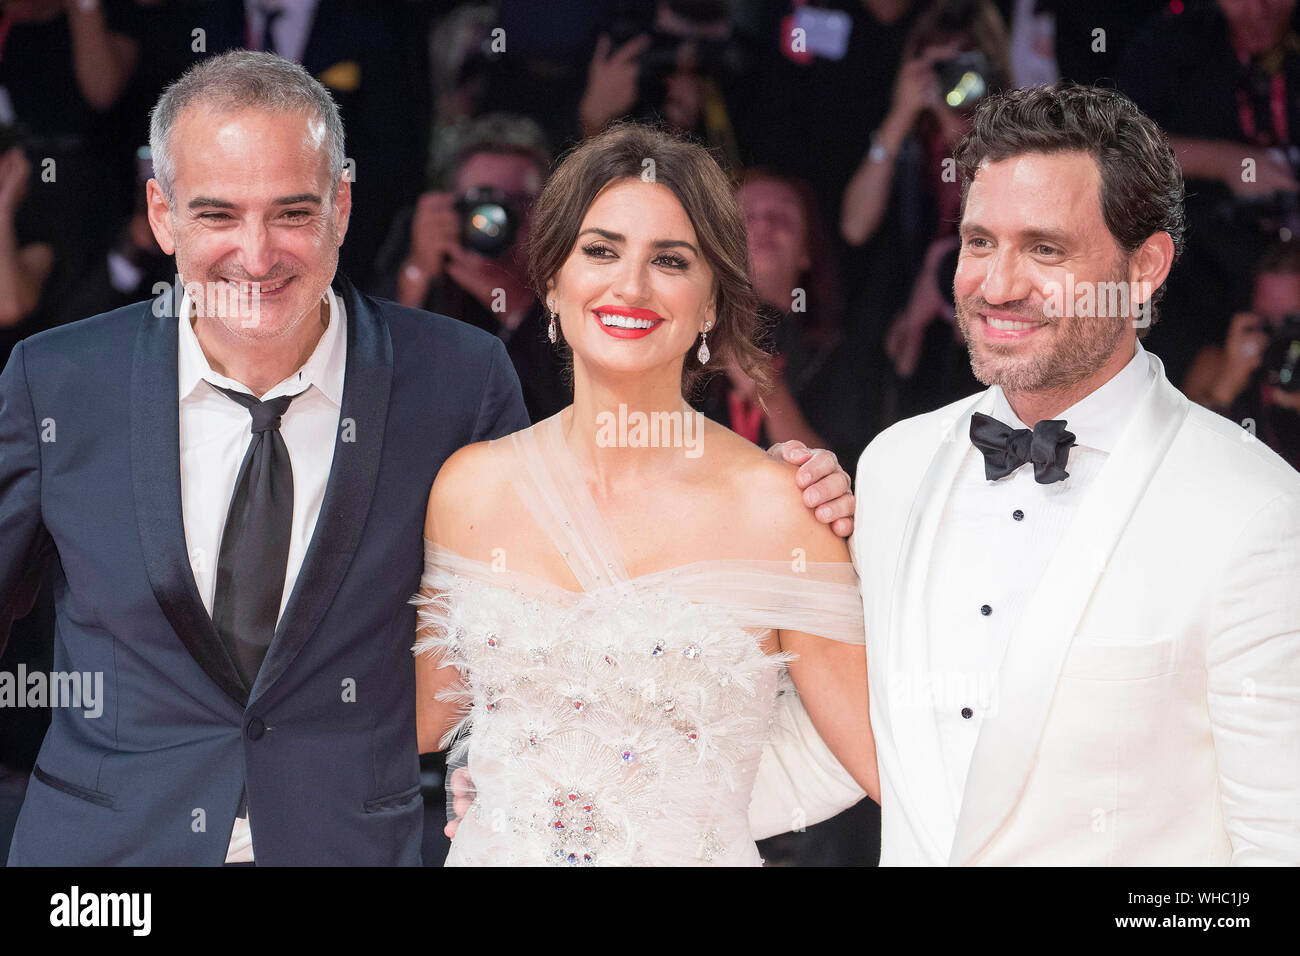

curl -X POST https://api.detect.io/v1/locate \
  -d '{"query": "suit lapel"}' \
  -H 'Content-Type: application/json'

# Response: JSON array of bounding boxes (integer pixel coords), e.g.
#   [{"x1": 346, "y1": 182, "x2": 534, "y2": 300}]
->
[
  {"x1": 248, "y1": 273, "x2": 393, "y2": 706},
  {"x1": 132, "y1": 281, "x2": 250, "y2": 706},
  {"x1": 884, "y1": 389, "x2": 995, "y2": 861},
  {"x1": 949, "y1": 355, "x2": 1189, "y2": 865}
]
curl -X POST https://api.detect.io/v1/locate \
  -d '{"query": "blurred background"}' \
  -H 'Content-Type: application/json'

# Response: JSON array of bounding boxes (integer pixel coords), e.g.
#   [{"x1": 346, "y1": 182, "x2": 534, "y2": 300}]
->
[{"x1": 2, "y1": 0, "x2": 1299, "y2": 866}]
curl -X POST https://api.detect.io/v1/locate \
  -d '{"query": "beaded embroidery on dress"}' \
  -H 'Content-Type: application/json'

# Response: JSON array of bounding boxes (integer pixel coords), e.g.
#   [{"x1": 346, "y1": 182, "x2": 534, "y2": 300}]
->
[{"x1": 411, "y1": 412, "x2": 865, "y2": 866}]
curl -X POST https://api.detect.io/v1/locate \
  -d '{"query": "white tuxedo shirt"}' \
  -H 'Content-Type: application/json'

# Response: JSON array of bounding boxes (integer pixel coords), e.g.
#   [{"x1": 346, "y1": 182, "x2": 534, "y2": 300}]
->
[
  {"x1": 925, "y1": 341, "x2": 1150, "y2": 832},
  {"x1": 748, "y1": 348, "x2": 1300, "y2": 865}
]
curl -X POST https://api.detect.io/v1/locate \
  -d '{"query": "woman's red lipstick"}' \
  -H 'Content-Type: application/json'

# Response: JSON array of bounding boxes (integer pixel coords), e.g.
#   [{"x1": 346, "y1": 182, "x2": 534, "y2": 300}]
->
[{"x1": 593, "y1": 305, "x2": 665, "y2": 339}]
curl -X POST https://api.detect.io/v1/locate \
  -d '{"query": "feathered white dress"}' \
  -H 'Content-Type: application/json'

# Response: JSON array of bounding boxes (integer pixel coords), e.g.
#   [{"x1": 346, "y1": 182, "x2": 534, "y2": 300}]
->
[{"x1": 412, "y1": 412, "x2": 865, "y2": 866}]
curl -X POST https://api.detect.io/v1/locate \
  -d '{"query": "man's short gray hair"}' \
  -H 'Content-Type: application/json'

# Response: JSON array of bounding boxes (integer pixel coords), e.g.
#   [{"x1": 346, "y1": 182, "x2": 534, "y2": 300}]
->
[{"x1": 149, "y1": 49, "x2": 346, "y2": 203}]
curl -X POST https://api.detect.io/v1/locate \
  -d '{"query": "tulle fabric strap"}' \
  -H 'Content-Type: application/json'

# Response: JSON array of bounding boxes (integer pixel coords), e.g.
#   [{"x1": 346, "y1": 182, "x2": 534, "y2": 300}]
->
[
  {"x1": 417, "y1": 538, "x2": 576, "y2": 601},
  {"x1": 631, "y1": 558, "x2": 865, "y2": 645},
  {"x1": 415, "y1": 538, "x2": 866, "y2": 647},
  {"x1": 505, "y1": 415, "x2": 629, "y2": 592}
]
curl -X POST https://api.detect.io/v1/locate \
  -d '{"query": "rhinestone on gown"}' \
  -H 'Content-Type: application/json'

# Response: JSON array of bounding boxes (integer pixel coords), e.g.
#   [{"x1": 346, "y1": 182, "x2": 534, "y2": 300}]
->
[{"x1": 411, "y1": 412, "x2": 864, "y2": 866}]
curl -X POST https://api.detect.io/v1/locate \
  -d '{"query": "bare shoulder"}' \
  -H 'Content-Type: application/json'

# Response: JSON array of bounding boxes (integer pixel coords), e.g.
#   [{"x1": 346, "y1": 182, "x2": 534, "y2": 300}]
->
[
  {"x1": 424, "y1": 437, "x2": 516, "y2": 554},
  {"x1": 702, "y1": 421, "x2": 849, "y2": 564}
]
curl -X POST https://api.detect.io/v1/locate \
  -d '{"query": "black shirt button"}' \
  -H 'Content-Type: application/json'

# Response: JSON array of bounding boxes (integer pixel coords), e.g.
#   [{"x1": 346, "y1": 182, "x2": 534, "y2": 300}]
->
[
  {"x1": 1012, "y1": 509, "x2": 1024, "y2": 521},
  {"x1": 980, "y1": 604, "x2": 992, "y2": 616},
  {"x1": 961, "y1": 707, "x2": 974, "y2": 719},
  {"x1": 246, "y1": 717, "x2": 266, "y2": 740}
]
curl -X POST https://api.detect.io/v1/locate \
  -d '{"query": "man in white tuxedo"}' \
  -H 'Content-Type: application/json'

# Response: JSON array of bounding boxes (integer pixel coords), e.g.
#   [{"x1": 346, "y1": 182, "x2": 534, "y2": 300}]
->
[{"x1": 748, "y1": 84, "x2": 1300, "y2": 865}]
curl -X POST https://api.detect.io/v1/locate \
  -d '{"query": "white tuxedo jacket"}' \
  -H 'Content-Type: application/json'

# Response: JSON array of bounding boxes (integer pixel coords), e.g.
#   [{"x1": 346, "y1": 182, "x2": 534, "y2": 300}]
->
[{"x1": 748, "y1": 352, "x2": 1300, "y2": 865}]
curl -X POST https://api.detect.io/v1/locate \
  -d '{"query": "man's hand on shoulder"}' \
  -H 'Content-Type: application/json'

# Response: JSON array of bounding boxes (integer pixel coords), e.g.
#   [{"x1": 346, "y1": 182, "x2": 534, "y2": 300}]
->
[{"x1": 767, "y1": 440, "x2": 854, "y2": 538}]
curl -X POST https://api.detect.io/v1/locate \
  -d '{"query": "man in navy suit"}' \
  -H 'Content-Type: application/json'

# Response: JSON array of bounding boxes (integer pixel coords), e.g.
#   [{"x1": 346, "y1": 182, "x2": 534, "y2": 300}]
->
[
  {"x1": 0, "y1": 50, "x2": 857, "y2": 865},
  {"x1": 0, "y1": 49, "x2": 529, "y2": 866}
]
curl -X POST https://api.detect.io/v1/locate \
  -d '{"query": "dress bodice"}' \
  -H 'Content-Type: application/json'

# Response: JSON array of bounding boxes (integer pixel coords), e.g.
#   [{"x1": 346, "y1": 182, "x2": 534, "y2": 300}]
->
[{"x1": 411, "y1": 411, "x2": 864, "y2": 866}]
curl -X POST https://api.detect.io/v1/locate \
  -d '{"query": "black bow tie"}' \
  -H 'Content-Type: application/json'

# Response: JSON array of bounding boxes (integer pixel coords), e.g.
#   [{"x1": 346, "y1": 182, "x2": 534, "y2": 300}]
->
[{"x1": 969, "y1": 411, "x2": 1076, "y2": 484}]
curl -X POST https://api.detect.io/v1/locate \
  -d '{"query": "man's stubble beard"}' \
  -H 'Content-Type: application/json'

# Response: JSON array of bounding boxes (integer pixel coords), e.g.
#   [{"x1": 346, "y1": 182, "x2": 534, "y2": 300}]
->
[
  {"x1": 181, "y1": 213, "x2": 339, "y2": 343},
  {"x1": 954, "y1": 274, "x2": 1130, "y2": 398}
]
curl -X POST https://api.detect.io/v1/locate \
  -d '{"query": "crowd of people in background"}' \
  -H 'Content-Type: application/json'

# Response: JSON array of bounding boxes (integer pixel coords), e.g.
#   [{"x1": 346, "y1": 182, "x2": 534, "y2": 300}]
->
[{"x1": 3, "y1": 0, "x2": 1300, "y2": 865}]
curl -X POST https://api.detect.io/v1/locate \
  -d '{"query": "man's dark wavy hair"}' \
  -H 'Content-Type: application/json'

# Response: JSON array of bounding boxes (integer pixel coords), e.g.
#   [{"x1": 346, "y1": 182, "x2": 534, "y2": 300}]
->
[{"x1": 954, "y1": 83, "x2": 1186, "y2": 333}]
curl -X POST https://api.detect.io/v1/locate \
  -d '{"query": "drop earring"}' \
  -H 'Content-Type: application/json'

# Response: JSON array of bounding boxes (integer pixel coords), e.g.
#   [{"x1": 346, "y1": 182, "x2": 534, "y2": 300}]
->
[
  {"x1": 547, "y1": 298, "x2": 557, "y2": 344},
  {"x1": 697, "y1": 322, "x2": 712, "y2": 364}
]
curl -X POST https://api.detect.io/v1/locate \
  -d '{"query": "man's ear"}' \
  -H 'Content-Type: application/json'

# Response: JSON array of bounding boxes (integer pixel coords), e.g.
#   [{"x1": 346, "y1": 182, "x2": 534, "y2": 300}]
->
[
  {"x1": 1127, "y1": 231, "x2": 1175, "y2": 312},
  {"x1": 145, "y1": 179, "x2": 176, "y2": 256},
  {"x1": 333, "y1": 169, "x2": 352, "y2": 246}
]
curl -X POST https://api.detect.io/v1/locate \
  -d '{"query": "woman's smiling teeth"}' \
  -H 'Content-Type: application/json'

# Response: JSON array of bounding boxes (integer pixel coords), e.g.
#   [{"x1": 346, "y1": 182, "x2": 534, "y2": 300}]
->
[{"x1": 597, "y1": 311, "x2": 658, "y2": 329}]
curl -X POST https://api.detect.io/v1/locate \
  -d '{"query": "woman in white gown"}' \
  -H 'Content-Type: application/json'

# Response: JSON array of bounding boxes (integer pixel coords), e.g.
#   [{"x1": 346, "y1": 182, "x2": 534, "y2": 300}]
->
[{"x1": 412, "y1": 122, "x2": 877, "y2": 866}]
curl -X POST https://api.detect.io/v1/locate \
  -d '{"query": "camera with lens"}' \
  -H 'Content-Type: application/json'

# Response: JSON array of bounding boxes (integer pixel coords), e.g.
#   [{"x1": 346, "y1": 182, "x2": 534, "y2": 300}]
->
[
  {"x1": 920, "y1": 0, "x2": 1001, "y2": 111},
  {"x1": 455, "y1": 186, "x2": 521, "y2": 258},
  {"x1": 606, "y1": 0, "x2": 745, "y2": 111},
  {"x1": 1263, "y1": 314, "x2": 1300, "y2": 393},
  {"x1": 933, "y1": 49, "x2": 990, "y2": 111}
]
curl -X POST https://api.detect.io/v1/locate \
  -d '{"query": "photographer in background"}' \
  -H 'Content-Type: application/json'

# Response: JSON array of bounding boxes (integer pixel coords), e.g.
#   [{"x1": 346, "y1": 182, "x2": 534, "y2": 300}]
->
[
  {"x1": 839, "y1": 0, "x2": 1009, "y2": 250},
  {"x1": 373, "y1": 113, "x2": 567, "y2": 422},
  {"x1": 1127, "y1": 0, "x2": 1300, "y2": 199},
  {"x1": 55, "y1": 145, "x2": 172, "y2": 326},
  {"x1": 0, "y1": 0, "x2": 145, "y2": 280},
  {"x1": 578, "y1": 0, "x2": 747, "y2": 168},
  {"x1": 1184, "y1": 241, "x2": 1300, "y2": 470},
  {"x1": 840, "y1": 0, "x2": 1006, "y2": 422},
  {"x1": 697, "y1": 168, "x2": 875, "y2": 467},
  {"x1": 1117, "y1": 0, "x2": 1300, "y2": 386},
  {"x1": 691, "y1": 170, "x2": 830, "y2": 455}
]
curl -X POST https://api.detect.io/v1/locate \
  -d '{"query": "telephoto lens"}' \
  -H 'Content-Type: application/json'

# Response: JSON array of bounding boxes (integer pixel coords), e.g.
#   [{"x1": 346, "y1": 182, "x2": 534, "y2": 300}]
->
[
  {"x1": 934, "y1": 49, "x2": 989, "y2": 110},
  {"x1": 456, "y1": 186, "x2": 519, "y2": 257}
]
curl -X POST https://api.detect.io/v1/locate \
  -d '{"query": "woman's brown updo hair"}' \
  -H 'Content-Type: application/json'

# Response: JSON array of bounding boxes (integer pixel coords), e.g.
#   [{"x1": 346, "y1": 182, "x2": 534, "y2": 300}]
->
[{"x1": 527, "y1": 120, "x2": 773, "y2": 395}]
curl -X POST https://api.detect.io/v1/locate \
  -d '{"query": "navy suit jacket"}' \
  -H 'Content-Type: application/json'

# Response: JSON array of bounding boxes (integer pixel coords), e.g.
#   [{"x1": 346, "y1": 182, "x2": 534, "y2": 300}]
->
[{"x1": 0, "y1": 273, "x2": 530, "y2": 865}]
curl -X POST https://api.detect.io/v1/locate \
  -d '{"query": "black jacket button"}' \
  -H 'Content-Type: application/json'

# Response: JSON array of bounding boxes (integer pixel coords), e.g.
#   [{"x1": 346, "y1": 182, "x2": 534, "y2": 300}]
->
[
  {"x1": 246, "y1": 717, "x2": 266, "y2": 740},
  {"x1": 980, "y1": 604, "x2": 992, "y2": 616},
  {"x1": 1012, "y1": 509, "x2": 1024, "y2": 521}
]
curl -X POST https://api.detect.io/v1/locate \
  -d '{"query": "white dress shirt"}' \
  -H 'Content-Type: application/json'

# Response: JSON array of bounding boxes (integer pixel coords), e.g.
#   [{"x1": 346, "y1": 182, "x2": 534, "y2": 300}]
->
[
  {"x1": 177, "y1": 285, "x2": 346, "y2": 862},
  {"x1": 923, "y1": 339, "x2": 1153, "y2": 841}
]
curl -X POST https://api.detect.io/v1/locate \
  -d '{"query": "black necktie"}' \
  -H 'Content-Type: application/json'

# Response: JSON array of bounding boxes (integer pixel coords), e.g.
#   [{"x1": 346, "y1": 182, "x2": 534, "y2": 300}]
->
[
  {"x1": 211, "y1": 386, "x2": 296, "y2": 690},
  {"x1": 969, "y1": 411, "x2": 1076, "y2": 484}
]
